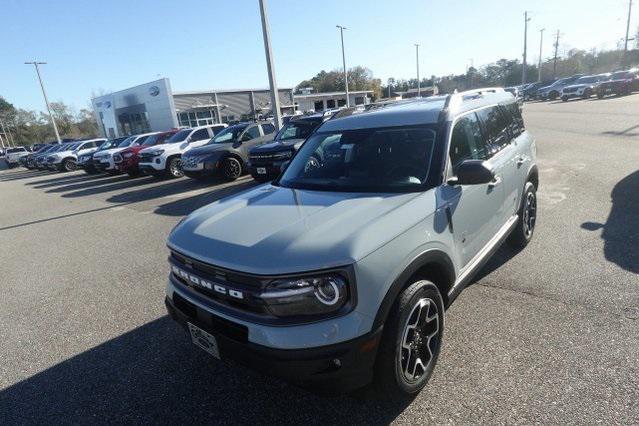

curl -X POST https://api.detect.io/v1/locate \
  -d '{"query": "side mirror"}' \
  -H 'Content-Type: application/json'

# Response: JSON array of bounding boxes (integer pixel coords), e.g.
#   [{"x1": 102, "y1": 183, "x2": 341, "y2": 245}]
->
[
  {"x1": 280, "y1": 160, "x2": 290, "y2": 173},
  {"x1": 241, "y1": 134, "x2": 252, "y2": 142},
  {"x1": 448, "y1": 160, "x2": 495, "y2": 185}
]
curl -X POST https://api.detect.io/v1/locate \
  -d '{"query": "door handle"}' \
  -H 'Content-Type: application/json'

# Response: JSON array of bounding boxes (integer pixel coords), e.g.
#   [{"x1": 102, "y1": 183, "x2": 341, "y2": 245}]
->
[
  {"x1": 516, "y1": 156, "x2": 526, "y2": 166},
  {"x1": 488, "y1": 176, "x2": 502, "y2": 188}
]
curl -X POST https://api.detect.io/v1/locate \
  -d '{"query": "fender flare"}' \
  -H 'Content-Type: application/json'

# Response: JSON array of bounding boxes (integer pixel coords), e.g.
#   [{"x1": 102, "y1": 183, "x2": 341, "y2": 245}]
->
[{"x1": 372, "y1": 249, "x2": 456, "y2": 329}]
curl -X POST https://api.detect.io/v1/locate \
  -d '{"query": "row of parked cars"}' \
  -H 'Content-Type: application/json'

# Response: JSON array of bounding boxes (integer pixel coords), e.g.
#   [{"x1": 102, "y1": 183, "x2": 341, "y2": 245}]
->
[
  {"x1": 12, "y1": 110, "x2": 346, "y2": 184},
  {"x1": 517, "y1": 68, "x2": 639, "y2": 102}
]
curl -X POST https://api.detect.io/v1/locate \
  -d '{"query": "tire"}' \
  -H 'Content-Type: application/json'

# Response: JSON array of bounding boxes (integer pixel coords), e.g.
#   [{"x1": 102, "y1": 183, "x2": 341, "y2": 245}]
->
[
  {"x1": 221, "y1": 157, "x2": 242, "y2": 181},
  {"x1": 127, "y1": 170, "x2": 140, "y2": 178},
  {"x1": 561, "y1": 95, "x2": 569, "y2": 102},
  {"x1": 596, "y1": 92, "x2": 604, "y2": 99},
  {"x1": 549, "y1": 91, "x2": 558, "y2": 100},
  {"x1": 508, "y1": 181, "x2": 537, "y2": 248},
  {"x1": 375, "y1": 280, "x2": 444, "y2": 396},
  {"x1": 61, "y1": 158, "x2": 76, "y2": 172},
  {"x1": 166, "y1": 157, "x2": 184, "y2": 178},
  {"x1": 582, "y1": 89, "x2": 592, "y2": 99}
]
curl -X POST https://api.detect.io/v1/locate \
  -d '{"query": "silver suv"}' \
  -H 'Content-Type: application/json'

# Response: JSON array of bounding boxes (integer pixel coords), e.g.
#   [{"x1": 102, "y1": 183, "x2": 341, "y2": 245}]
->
[{"x1": 165, "y1": 89, "x2": 538, "y2": 395}]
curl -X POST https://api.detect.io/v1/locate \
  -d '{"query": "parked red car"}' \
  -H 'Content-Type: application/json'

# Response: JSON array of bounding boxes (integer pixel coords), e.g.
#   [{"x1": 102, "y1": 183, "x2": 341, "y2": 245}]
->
[{"x1": 114, "y1": 130, "x2": 178, "y2": 176}]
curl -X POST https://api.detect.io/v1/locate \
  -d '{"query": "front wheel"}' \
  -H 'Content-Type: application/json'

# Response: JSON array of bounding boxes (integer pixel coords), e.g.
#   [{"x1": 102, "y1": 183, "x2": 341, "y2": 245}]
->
[
  {"x1": 508, "y1": 182, "x2": 537, "y2": 248},
  {"x1": 597, "y1": 92, "x2": 604, "y2": 99},
  {"x1": 221, "y1": 157, "x2": 242, "y2": 181},
  {"x1": 166, "y1": 157, "x2": 184, "y2": 178},
  {"x1": 62, "y1": 158, "x2": 76, "y2": 172},
  {"x1": 375, "y1": 280, "x2": 444, "y2": 396},
  {"x1": 561, "y1": 95, "x2": 569, "y2": 102}
]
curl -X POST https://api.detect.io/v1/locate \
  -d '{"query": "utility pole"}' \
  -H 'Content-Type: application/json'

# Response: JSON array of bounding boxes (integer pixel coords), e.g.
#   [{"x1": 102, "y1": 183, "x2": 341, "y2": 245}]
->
[
  {"x1": 538, "y1": 28, "x2": 545, "y2": 82},
  {"x1": 552, "y1": 30, "x2": 560, "y2": 79},
  {"x1": 336, "y1": 25, "x2": 350, "y2": 107},
  {"x1": 25, "y1": 61, "x2": 61, "y2": 143},
  {"x1": 522, "y1": 11, "x2": 531, "y2": 85},
  {"x1": 0, "y1": 119, "x2": 12, "y2": 147},
  {"x1": 258, "y1": 0, "x2": 282, "y2": 130},
  {"x1": 624, "y1": 0, "x2": 633, "y2": 53},
  {"x1": 415, "y1": 44, "x2": 421, "y2": 96}
]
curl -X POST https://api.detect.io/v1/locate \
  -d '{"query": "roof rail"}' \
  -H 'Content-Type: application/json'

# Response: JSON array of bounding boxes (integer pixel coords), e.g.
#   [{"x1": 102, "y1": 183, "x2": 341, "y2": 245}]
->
[{"x1": 442, "y1": 87, "x2": 506, "y2": 110}]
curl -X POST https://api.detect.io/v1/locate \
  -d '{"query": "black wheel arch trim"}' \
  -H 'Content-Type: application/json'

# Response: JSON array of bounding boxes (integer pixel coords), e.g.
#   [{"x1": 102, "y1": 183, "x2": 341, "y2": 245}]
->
[{"x1": 372, "y1": 249, "x2": 456, "y2": 330}]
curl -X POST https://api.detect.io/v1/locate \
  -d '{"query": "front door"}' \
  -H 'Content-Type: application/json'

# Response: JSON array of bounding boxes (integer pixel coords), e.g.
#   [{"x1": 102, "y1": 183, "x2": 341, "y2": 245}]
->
[{"x1": 442, "y1": 111, "x2": 506, "y2": 268}]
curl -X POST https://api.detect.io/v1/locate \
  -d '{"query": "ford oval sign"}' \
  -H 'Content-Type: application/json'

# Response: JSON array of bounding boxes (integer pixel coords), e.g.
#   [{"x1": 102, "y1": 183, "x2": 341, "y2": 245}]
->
[{"x1": 149, "y1": 86, "x2": 160, "y2": 96}]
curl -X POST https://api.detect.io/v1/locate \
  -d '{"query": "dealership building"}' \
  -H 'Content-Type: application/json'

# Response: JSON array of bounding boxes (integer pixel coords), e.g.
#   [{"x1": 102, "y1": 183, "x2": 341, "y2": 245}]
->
[{"x1": 91, "y1": 78, "x2": 372, "y2": 138}]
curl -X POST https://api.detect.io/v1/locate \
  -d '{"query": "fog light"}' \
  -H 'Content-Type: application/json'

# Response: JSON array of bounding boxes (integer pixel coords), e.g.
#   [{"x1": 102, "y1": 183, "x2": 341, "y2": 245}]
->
[{"x1": 155, "y1": 158, "x2": 161, "y2": 164}]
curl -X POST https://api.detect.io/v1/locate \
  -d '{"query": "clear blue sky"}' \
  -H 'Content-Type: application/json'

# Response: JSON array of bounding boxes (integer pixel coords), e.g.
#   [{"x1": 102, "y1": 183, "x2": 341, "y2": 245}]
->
[{"x1": 1, "y1": 0, "x2": 635, "y2": 112}]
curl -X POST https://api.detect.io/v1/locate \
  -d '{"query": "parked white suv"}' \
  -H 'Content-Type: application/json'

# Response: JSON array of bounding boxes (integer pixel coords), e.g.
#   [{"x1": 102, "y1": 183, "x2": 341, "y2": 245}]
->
[
  {"x1": 4, "y1": 147, "x2": 29, "y2": 167},
  {"x1": 92, "y1": 132, "x2": 159, "y2": 173},
  {"x1": 138, "y1": 124, "x2": 226, "y2": 178},
  {"x1": 45, "y1": 138, "x2": 106, "y2": 172}
]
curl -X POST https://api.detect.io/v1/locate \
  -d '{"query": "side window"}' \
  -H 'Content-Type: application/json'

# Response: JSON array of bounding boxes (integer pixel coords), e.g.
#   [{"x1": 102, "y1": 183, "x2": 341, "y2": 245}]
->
[
  {"x1": 261, "y1": 123, "x2": 276, "y2": 135},
  {"x1": 245, "y1": 126, "x2": 261, "y2": 139},
  {"x1": 190, "y1": 129, "x2": 210, "y2": 141},
  {"x1": 449, "y1": 113, "x2": 489, "y2": 170},
  {"x1": 504, "y1": 103, "x2": 525, "y2": 137},
  {"x1": 476, "y1": 106, "x2": 511, "y2": 152}
]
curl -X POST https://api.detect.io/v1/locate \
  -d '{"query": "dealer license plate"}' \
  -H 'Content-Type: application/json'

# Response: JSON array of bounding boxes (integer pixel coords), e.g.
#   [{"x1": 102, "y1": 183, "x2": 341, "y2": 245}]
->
[
  {"x1": 257, "y1": 167, "x2": 267, "y2": 174},
  {"x1": 187, "y1": 322, "x2": 220, "y2": 359}
]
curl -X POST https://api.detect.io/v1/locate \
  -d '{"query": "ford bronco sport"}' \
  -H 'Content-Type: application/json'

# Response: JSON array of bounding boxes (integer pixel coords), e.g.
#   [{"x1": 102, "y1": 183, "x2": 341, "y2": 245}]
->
[{"x1": 165, "y1": 89, "x2": 538, "y2": 395}]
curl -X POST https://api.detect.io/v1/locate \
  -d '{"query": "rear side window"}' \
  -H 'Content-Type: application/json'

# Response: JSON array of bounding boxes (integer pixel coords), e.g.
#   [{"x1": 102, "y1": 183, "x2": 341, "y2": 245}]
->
[
  {"x1": 191, "y1": 129, "x2": 210, "y2": 141},
  {"x1": 476, "y1": 106, "x2": 511, "y2": 151},
  {"x1": 503, "y1": 103, "x2": 525, "y2": 137},
  {"x1": 245, "y1": 126, "x2": 262, "y2": 139},
  {"x1": 449, "y1": 113, "x2": 489, "y2": 169},
  {"x1": 261, "y1": 123, "x2": 276, "y2": 135}
]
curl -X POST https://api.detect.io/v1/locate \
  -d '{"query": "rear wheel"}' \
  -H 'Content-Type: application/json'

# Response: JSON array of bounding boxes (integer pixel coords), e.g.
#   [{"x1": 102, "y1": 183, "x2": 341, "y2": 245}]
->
[
  {"x1": 166, "y1": 157, "x2": 184, "y2": 178},
  {"x1": 582, "y1": 88, "x2": 592, "y2": 99},
  {"x1": 221, "y1": 157, "x2": 242, "y2": 181},
  {"x1": 508, "y1": 182, "x2": 537, "y2": 248},
  {"x1": 375, "y1": 280, "x2": 444, "y2": 396},
  {"x1": 561, "y1": 95, "x2": 569, "y2": 102},
  {"x1": 597, "y1": 92, "x2": 604, "y2": 99}
]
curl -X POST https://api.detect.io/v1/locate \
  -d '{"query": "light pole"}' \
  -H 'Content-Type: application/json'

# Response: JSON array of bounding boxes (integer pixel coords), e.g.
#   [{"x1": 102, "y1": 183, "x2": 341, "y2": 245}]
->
[
  {"x1": 336, "y1": 25, "x2": 350, "y2": 107},
  {"x1": 25, "y1": 61, "x2": 61, "y2": 143},
  {"x1": 415, "y1": 44, "x2": 421, "y2": 96},
  {"x1": 624, "y1": 0, "x2": 634, "y2": 53},
  {"x1": 538, "y1": 28, "x2": 545, "y2": 82},
  {"x1": 522, "y1": 11, "x2": 531, "y2": 85},
  {"x1": 258, "y1": 0, "x2": 282, "y2": 130}
]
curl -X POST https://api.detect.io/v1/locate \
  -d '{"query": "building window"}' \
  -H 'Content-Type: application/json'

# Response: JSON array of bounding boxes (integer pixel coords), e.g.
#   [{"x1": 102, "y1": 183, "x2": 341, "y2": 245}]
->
[
  {"x1": 355, "y1": 96, "x2": 364, "y2": 105},
  {"x1": 326, "y1": 99, "x2": 336, "y2": 108},
  {"x1": 314, "y1": 100, "x2": 324, "y2": 111},
  {"x1": 337, "y1": 99, "x2": 346, "y2": 107}
]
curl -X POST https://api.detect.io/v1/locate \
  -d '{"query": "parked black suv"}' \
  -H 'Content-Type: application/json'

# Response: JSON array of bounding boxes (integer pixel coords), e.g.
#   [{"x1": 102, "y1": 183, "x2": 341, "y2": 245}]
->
[
  {"x1": 181, "y1": 121, "x2": 276, "y2": 181},
  {"x1": 247, "y1": 113, "x2": 328, "y2": 182},
  {"x1": 596, "y1": 69, "x2": 639, "y2": 98}
]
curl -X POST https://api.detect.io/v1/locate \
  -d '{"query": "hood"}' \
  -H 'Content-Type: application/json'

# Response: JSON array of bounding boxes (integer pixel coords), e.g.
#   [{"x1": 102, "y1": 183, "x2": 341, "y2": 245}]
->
[
  {"x1": 564, "y1": 83, "x2": 593, "y2": 90},
  {"x1": 168, "y1": 185, "x2": 435, "y2": 275},
  {"x1": 182, "y1": 143, "x2": 230, "y2": 157},
  {"x1": 50, "y1": 150, "x2": 73, "y2": 158},
  {"x1": 120, "y1": 146, "x2": 143, "y2": 155},
  {"x1": 140, "y1": 142, "x2": 186, "y2": 155},
  {"x1": 75, "y1": 147, "x2": 98, "y2": 156},
  {"x1": 251, "y1": 138, "x2": 305, "y2": 153}
]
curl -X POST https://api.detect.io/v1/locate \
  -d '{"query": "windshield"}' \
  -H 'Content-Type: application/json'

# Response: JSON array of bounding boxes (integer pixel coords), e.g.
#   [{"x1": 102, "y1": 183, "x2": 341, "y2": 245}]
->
[
  {"x1": 276, "y1": 119, "x2": 321, "y2": 141},
  {"x1": 117, "y1": 136, "x2": 135, "y2": 148},
  {"x1": 575, "y1": 76, "x2": 598, "y2": 84},
  {"x1": 68, "y1": 142, "x2": 82, "y2": 151},
  {"x1": 165, "y1": 129, "x2": 192, "y2": 143},
  {"x1": 208, "y1": 124, "x2": 247, "y2": 144},
  {"x1": 277, "y1": 125, "x2": 437, "y2": 192},
  {"x1": 611, "y1": 71, "x2": 632, "y2": 79}
]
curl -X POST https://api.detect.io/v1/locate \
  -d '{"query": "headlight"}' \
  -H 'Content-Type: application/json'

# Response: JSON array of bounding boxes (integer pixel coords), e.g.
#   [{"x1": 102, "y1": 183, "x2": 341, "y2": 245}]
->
[
  {"x1": 260, "y1": 274, "x2": 348, "y2": 317},
  {"x1": 122, "y1": 152, "x2": 134, "y2": 159},
  {"x1": 272, "y1": 150, "x2": 293, "y2": 160},
  {"x1": 150, "y1": 150, "x2": 164, "y2": 157}
]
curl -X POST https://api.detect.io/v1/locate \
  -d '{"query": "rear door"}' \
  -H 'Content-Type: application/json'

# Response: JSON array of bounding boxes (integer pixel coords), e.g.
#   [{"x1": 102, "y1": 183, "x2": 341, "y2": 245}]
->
[{"x1": 442, "y1": 111, "x2": 506, "y2": 268}]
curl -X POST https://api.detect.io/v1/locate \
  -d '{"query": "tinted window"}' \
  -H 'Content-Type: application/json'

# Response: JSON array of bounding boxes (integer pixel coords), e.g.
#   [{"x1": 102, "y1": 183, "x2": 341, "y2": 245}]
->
[
  {"x1": 191, "y1": 129, "x2": 210, "y2": 141},
  {"x1": 7, "y1": 148, "x2": 26, "y2": 153},
  {"x1": 166, "y1": 129, "x2": 192, "y2": 143},
  {"x1": 449, "y1": 113, "x2": 489, "y2": 169},
  {"x1": 476, "y1": 106, "x2": 511, "y2": 151},
  {"x1": 276, "y1": 119, "x2": 320, "y2": 141},
  {"x1": 261, "y1": 123, "x2": 276, "y2": 135},
  {"x1": 245, "y1": 126, "x2": 261, "y2": 140},
  {"x1": 503, "y1": 103, "x2": 525, "y2": 137},
  {"x1": 209, "y1": 124, "x2": 248, "y2": 144}
]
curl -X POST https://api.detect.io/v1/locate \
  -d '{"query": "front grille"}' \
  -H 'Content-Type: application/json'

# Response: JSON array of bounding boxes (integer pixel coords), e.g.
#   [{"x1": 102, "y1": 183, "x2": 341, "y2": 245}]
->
[
  {"x1": 170, "y1": 251, "x2": 267, "y2": 315},
  {"x1": 563, "y1": 87, "x2": 578, "y2": 93},
  {"x1": 138, "y1": 153, "x2": 155, "y2": 163}
]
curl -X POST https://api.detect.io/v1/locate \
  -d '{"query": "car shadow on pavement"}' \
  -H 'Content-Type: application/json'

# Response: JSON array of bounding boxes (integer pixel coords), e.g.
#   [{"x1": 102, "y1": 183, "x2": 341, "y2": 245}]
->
[
  {"x1": 0, "y1": 169, "x2": 51, "y2": 182},
  {"x1": 581, "y1": 169, "x2": 639, "y2": 274},
  {"x1": 59, "y1": 175, "x2": 164, "y2": 198},
  {"x1": 45, "y1": 174, "x2": 146, "y2": 194},
  {"x1": 154, "y1": 179, "x2": 261, "y2": 216},
  {"x1": 0, "y1": 316, "x2": 411, "y2": 425},
  {"x1": 30, "y1": 172, "x2": 113, "y2": 189},
  {"x1": 602, "y1": 123, "x2": 639, "y2": 137}
]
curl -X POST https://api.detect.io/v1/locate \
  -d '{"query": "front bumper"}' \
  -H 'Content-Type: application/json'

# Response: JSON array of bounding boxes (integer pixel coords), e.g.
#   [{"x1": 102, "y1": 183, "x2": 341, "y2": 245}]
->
[{"x1": 165, "y1": 292, "x2": 381, "y2": 392}]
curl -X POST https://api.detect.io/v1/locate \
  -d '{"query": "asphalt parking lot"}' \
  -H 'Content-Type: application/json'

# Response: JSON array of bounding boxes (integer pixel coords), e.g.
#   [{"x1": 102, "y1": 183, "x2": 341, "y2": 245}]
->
[{"x1": 1, "y1": 96, "x2": 638, "y2": 424}]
